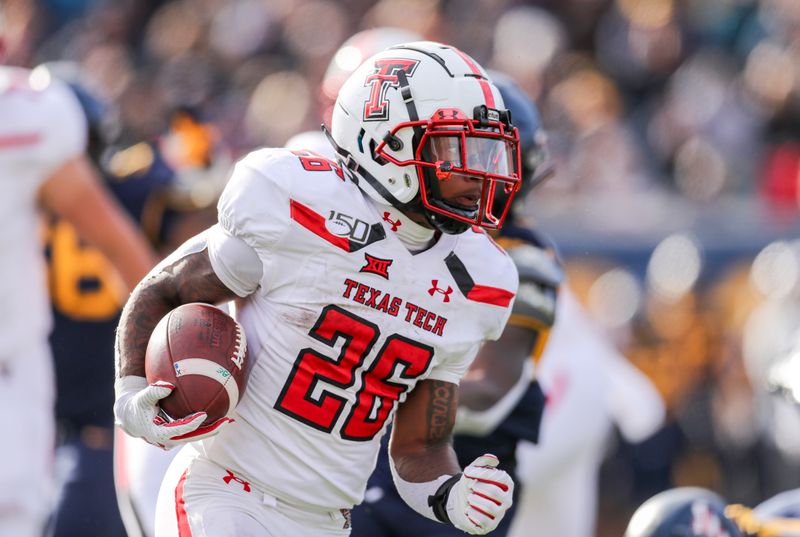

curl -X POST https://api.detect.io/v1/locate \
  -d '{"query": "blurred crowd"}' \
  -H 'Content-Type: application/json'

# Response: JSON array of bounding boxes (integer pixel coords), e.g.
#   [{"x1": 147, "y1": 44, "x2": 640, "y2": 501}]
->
[{"x1": 4, "y1": 0, "x2": 800, "y2": 535}]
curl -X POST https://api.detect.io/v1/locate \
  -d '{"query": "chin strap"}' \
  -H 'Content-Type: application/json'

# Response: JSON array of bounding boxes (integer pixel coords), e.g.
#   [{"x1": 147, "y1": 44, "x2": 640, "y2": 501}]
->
[
  {"x1": 322, "y1": 124, "x2": 409, "y2": 208},
  {"x1": 425, "y1": 198, "x2": 475, "y2": 234}
]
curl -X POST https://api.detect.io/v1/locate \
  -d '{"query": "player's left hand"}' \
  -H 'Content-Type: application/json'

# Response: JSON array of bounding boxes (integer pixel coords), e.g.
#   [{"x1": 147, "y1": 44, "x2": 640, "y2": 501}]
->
[
  {"x1": 114, "y1": 375, "x2": 231, "y2": 450},
  {"x1": 446, "y1": 454, "x2": 514, "y2": 535}
]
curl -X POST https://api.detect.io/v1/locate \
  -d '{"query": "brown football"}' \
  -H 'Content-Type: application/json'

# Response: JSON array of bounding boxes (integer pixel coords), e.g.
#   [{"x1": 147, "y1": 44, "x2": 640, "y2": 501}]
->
[{"x1": 144, "y1": 303, "x2": 249, "y2": 425}]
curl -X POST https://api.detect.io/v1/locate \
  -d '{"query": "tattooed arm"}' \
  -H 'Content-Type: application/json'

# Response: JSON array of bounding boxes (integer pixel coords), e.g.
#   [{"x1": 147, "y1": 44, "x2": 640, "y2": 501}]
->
[
  {"x1": 390, "y1": 379, "x2": 461, "y2": 481},
  {"x1": 113, "y1": 247, "x2": 240, "y2": 449},
  {"x1": 389, "y1": 379, "x2": 515, "y2": 532},
  {"x1": 116, "y1": 249, "x2": 237, "y2": 378}
]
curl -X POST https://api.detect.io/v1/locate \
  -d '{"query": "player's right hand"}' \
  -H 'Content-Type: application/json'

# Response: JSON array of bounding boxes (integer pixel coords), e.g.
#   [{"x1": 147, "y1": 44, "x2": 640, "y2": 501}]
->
[
  {"x1": 446, "y1": 454, "x2": 515, "y2": 535},
  {"x1": 113, "y1": 375, "x2": 229, "y2": 450}
]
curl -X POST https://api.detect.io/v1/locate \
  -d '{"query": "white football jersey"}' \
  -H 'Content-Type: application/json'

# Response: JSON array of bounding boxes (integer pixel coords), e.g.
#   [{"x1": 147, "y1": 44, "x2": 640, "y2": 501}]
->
[
  {"x1": 201, "y1": 148, "x2": 518, "y2": 510},
  {"x1": 0, "y1": 66, "x2": 87, "y2": 354}
]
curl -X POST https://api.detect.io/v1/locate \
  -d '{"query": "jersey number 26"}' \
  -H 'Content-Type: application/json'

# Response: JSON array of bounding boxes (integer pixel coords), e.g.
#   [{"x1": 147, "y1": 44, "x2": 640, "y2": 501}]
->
[{"x1": 275, "y1": 305, "x2": 433, "y2": 441}]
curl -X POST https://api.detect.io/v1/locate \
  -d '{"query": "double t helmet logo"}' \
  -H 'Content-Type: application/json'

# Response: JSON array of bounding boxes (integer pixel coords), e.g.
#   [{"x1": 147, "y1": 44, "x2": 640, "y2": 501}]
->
[{"x1": 363, "y1": 58, "x2": 420, "y2": 122}]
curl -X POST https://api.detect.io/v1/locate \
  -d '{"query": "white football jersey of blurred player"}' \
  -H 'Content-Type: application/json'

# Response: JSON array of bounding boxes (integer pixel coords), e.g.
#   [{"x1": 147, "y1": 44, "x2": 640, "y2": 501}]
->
[
  {"x1": 0, "y1": 65, "x2": 86, "y2": 537},
  {"x1": 199, "y1": 147, "x2": 518, "y2": 510},
  {"x1": 509, "y1": 289, "x2": 664, "y2": 537},
  {"x1": 0, "y1": 66, "x2": 86, "y2": 353}
]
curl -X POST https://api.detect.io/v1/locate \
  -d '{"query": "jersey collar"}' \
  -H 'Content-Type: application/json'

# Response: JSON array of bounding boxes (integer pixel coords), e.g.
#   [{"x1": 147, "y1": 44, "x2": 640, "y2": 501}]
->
[{"x1": 368, "y1": 198, "x2": 437, "y2": 253}]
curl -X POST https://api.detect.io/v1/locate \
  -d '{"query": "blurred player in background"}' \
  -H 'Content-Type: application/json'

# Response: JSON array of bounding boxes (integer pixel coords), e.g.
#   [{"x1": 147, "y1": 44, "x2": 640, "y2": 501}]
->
[
  {"x1": 728, "y1": 346, "x2": 800, "y2": 536},
  {"x1": 621, "y1": 349, "x2": 800, "y2": 537},
  {"x1": 509, "y1": 285, "x2": 664, "y2": 537},
  {"x1": 114, "y1": 41, "x2": 520, "y2": 536},
  {"x1": 39, "y1": 63, "x2": 224, "y2": 537},
  {"x1": 0, "y1": 26, "x2": 156, "y2": 537}
]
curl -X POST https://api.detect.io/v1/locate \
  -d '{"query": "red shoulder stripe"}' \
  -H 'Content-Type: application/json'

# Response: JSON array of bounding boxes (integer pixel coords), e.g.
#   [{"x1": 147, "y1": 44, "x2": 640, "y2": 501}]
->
[
  {"x1": 466, "y1": 285, "x2": 515, "y2": 307},
  {"x1": 290, "y1": 199, "x2": 351, "y2": 251},
  {"x1": 445, "y1": 251, "x2": 515, "y2": 307}
]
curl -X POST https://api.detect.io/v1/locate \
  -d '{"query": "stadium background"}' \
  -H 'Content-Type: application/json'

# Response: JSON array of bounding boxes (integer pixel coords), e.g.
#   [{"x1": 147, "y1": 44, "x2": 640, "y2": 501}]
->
[{"x1": 4, "y1": 0, "x2": 800, "y2": 535}]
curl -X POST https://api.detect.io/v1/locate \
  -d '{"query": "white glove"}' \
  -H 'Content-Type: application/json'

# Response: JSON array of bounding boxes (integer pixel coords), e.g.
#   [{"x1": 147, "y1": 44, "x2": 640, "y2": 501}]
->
[
  {"x1": 446, "y1": 454, "x2": 515, "y2": 535},
  {"x1": 113, "y1": 375, "x2": 231, "y2": 450}
]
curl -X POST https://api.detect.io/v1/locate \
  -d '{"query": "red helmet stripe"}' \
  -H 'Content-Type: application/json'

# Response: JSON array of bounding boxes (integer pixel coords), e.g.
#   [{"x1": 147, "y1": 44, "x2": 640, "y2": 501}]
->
[{"x1": 451, "y1": 47, "x2": 496, "y2": 108}]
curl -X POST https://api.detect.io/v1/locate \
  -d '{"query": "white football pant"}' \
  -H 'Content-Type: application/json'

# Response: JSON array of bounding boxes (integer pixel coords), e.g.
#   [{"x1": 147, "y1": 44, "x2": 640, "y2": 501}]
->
[
  {"x1": 155, "y1": 444, "x2": 352, "y2": 537},
  {"x1": 0, "y1": 340, "x2": 55, "y2": 537}
]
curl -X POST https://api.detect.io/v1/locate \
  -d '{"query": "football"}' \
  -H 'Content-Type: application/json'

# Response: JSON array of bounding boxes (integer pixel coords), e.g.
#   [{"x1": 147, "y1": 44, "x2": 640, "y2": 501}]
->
[{"x1": 145, "y1": 302, "x2": 249, "y2": 425}]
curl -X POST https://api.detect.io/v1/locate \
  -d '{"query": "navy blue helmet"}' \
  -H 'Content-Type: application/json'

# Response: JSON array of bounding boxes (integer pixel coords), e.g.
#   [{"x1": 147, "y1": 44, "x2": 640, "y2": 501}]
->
[
  {"x1": 491, "y1": 73, "x2": 553, "y2": 192},
  {"x1": 488, "y1": 73, "x2": 553, "y2": 224},
  {"x1": 625, "y1": 487, "x2": 746, "y2": 537}
]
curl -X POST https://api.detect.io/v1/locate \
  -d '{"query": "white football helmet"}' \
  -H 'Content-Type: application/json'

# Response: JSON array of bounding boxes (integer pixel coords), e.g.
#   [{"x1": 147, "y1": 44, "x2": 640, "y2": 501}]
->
[
  {"x1": 328, "y1": 41, "x2": 522, "y2": 234},
  {"x1": 321, "y1": 27, "x2": 423, "y2": 125}
]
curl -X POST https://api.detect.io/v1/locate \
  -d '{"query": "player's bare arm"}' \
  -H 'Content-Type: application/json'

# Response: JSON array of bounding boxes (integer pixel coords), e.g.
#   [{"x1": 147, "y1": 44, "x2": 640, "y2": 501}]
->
[
  {"x1": 39, "y1": 154, "x2": 158, "y2": 291},
  {"x1": 390, "y1": 378, "x2": 515, "y2": 533},
  {"x1": 114, "y1": 248, "x2": 238, "y2": 449},
  {"x1": 390, "y1": 379, "x2": 461, "y2": 482},
  {"x1": 116, "y1": 249, "x2": 236, "y2": 378}
]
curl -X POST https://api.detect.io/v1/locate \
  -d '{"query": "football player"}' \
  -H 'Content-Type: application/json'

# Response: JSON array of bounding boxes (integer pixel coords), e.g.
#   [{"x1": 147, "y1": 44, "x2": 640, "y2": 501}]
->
[
  {"x1": 114, "y1": 42, "x2": 520, "y2": 536},
  {"x1": 508, "y1": 284, "x2": 665, "y2": 537},
  {"x1": 115, "y1": 30, "x2": 430, "y2": 537},
  {"x1": 0, "y1": 33, "x2": 156, "y2": 537},
  {"x1": 733, "y1": 346, "x2": 800, "y2": 536},
  {"x1": 39, "y1": 64, "x2": 221, "y2": 537}
]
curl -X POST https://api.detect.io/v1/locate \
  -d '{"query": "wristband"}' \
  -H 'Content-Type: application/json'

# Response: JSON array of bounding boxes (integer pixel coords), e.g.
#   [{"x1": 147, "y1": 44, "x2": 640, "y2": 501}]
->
[
  {"x1": 427, "y1": 473, "x2": 462, "y2": 524},
  {"x1": 389, "y1": 457, "x2": 454, "y2": 522}
]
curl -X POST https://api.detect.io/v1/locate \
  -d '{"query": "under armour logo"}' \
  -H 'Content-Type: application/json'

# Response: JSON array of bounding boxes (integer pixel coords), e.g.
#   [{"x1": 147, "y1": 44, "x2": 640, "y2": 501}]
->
[
  {"x1": 382, "y1": 212, "x2": 402, "y2": 232},
  {"x1": 360, "y1": 253, "x2": 392, "y2": 279},
  {"x1": 428, "y1": 280, "x2": 453, "y2": 303},
  {"x1": 222, "y1": 469, "x2": 251, "y2": 492}
]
